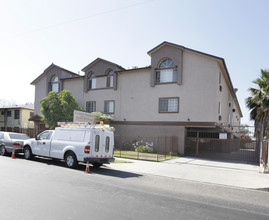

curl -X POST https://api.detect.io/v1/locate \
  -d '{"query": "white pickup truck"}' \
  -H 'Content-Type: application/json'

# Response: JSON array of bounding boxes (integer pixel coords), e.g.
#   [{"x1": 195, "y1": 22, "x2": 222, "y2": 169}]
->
[{"x1": 23, "y1": 123, "x2": 115, "y2": 168}]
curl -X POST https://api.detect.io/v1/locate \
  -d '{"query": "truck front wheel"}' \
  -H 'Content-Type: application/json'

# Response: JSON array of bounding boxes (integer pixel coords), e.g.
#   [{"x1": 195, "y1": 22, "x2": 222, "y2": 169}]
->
[{"x1": 64, "y1": 152, "x2": 78, "y2": 169}]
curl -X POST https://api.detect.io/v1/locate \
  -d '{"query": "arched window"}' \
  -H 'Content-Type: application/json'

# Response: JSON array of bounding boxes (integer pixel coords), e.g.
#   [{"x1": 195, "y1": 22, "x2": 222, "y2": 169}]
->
[
  {"x1": 88, "y1": 73, "x2": 96, "y2": 89},
  {"x1": 159, "y1": 59, "x2": 175, "y2": 69},
  {"x1": 156, "y1": 58, "x2": 177, "y2": 83},
  {"x1": 106, "y1": 70, "x2": 114, "y2": 88},
  {"x1": 50, "y1": 75, "x2": 60, "y2": 93}
]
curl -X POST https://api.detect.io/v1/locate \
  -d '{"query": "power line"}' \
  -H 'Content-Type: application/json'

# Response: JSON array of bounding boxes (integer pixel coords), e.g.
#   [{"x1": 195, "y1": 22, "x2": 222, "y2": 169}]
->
[{"x1": 1, "y1": 0, "x2": 156, "y2": 40}]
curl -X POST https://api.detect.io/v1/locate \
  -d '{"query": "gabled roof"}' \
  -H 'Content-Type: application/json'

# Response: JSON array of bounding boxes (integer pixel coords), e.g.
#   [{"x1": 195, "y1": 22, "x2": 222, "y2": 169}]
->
[
  {"x1": 31, "y1": 63, "x2": 79, "y2": 85},
  {"x1": 148, "y1": 41, "x2": 242, "y2": 117},
  {"x1": 148, "y1": 41, "x2": 226, "y2": 60},
  {"x1": 81, "y1": 57, "x2": 125, "y2": 72},
  {"x1": 0, "y1": 103, "x2": 34, "y2": 110}
]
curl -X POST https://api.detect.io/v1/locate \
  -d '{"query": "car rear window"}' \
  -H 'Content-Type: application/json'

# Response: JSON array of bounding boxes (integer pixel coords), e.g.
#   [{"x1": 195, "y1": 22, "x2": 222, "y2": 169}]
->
[{"x1": 9, "y1": 133, "x2": 30, "y2": 140}]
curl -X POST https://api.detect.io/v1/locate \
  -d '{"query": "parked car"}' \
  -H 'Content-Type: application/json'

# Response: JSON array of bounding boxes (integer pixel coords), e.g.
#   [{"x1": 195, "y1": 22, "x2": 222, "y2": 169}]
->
[{"x1": 0, "y1": 132, "x2": 30, "y2": 156}]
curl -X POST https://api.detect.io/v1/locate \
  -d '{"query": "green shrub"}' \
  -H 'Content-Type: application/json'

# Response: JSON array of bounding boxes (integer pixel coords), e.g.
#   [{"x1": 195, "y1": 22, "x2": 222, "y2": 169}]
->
[{"x1": 135, "y1": 145, "x2": 154, "y2": 153}]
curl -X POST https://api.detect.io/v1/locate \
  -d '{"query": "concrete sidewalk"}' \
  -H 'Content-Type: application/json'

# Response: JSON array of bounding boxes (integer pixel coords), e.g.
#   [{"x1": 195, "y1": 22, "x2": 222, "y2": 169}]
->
[{"x1": 106, "y1": 157, "x2": 269, "y2": 189}]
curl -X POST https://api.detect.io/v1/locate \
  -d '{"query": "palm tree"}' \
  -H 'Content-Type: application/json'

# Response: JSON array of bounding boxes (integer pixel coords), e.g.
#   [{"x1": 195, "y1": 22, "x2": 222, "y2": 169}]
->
[{"x1": 246, "y1": 69, "x2": 269, "y2": 138}]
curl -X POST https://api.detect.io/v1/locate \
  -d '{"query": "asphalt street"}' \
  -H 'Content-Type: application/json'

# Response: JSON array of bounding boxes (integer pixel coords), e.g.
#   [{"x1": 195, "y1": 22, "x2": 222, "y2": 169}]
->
[{"x1": 1, "y1": 155, "x2": 269, "y2": 220}]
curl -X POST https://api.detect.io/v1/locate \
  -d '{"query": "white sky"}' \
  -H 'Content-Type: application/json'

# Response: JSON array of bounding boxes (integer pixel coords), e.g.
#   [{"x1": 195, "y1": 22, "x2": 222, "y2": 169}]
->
[{"x1": 0, "y1": 0, "x2": 268, "y2": 126}]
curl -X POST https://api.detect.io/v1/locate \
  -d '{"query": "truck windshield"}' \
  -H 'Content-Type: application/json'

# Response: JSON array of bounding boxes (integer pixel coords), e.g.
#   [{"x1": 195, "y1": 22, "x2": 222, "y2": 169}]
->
[{"x1": 38, "y1": 131, "x2": 52, "y2": 140}]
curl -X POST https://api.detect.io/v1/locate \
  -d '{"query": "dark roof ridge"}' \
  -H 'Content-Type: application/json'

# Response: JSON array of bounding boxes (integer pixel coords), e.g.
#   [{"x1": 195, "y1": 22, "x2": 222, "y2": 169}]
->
[
  {"x1": 82, "y1": 57, "x2": 125, "y2": 72},
  {"x1": 31, "y1": 63, "x2": 79, "y2": 85}
]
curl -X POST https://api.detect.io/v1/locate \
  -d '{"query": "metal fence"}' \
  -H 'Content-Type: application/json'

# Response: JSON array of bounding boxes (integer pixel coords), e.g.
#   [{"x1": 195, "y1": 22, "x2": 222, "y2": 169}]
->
[
  {"x1": 185, "y1": 128, "x2": 259, "y2": 163},
  {"x1": 114, "y1": 135, "x2": 178, "y2": 161},
  {"x1": 0, "y1": 127, "x2": 45, "y2": 138}
]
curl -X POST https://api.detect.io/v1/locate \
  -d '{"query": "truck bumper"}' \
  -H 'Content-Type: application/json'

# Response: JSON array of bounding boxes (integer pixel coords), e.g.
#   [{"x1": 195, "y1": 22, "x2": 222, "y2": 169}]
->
[{"x1": 84, "y1": 157, "x2": 115, "y2": 164}]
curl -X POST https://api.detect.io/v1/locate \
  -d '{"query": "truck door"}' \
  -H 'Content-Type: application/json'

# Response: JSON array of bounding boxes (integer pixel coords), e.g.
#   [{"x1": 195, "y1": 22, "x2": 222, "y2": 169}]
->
[
  {"x1": 92, "y1": 130, "x2": 113, "y2": 158},
  {"x1": 103, "y1": 133, "x2": 114, "y2": 158},
  {"x1": 32, "y1": 131, "x2": 52, "y2": 157}
]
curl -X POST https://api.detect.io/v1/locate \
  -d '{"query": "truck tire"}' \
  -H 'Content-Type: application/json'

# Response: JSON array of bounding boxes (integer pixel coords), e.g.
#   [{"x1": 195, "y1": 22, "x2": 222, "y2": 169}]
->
[
  {"x1": 0, "y1": 145, "x2": 7, "y2": 156},
  {"x1": 93, "y1": 162, "x2": 103, "y2": 168},
  {"x1": 64, "y1": 152, "x2": 78, "y2": 169},
  {"x1": 24, "y1": 146, "x2": 33, "y2": 160}
]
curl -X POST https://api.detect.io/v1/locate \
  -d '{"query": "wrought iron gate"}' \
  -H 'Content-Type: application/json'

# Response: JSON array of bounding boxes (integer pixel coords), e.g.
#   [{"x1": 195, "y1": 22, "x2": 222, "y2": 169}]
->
[{"x1": 185, "y1": 130, "x2": 259, "y2": 164}]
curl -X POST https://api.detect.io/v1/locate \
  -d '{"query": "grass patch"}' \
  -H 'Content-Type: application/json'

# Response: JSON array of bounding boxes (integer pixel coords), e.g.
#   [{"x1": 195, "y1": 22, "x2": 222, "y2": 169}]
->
[{"x1": 114, "y1": 150, "x2": 179, "y2": 162}]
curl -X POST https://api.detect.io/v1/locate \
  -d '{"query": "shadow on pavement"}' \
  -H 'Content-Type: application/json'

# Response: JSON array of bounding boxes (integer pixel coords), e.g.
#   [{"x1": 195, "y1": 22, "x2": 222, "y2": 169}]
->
[
  {"x1": 90, "y1": 166, "x2": 143, "y2": 178},
  {"x1": 12, "y1": 154, "x2": 142, "y2": 179}
]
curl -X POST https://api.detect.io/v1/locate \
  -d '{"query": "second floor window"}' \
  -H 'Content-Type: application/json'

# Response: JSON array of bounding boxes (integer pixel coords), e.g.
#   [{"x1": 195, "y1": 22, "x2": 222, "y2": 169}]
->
[
  {"x1": 14, "y1": 110, "x2": 20, "y2": 119},
  {"x1": 156, "y1": 59, "x2": 177, "y2": 83},
  {"x1": 50, "y1": 76, "x2": 60, "y2": 93},
  {"x1": 106, "y1": 70, "x2": 114, "y2": 88},
  {"x1": 88, "y1": 73, "x2": 96, "y2": 89}
]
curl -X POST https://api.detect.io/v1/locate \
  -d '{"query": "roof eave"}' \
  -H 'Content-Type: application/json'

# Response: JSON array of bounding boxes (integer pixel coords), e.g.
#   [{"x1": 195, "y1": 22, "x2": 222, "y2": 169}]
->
[{"x1": 82, "y1": 58, "x2": 125, "y2": 72}]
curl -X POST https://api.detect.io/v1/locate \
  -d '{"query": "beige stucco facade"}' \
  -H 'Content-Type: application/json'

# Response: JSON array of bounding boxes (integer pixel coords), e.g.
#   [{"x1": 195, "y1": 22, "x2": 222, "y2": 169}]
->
[
  {"x1": 31, "y1": 42, "x2": 242, "y2": 154},
  {"x1": 0, "y1": 105, "x2": 34, "y2": 129}
]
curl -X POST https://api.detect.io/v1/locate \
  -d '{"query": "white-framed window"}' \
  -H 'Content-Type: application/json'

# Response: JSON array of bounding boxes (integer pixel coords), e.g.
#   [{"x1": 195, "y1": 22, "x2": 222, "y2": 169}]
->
[
  {"x1": 106, "y1": 70, "x2": 114, "y2": 88},
  {"x1": 218, "y1": 102, "x2": 222, "y2": 120},
  {"x1": 218, "y1": 102, "x2": 221, "y2": 115},
  {"x1": 86, "y1": 101, "x2": 96, "y2": 113},
  {"x1": 159, "y1": 97, "x2": 179, "y2": 113},
  {"x1": 156, "y1": 59, "x2": 177, "y2": 83},
  {"x1": 104, "y1": 100, "x2": 115, "y2": 114},
  {"x1": 228, "y1": 93, "x2": 231, "y2": 107},
  {"x1": 50, "y1": 75, "x2": 60, "y2": 93},
  {"x1": 219, "y1": 72, "x2": 222, "y2": 92},
  {"x1": 88, "y1": 73, "x2": 96, "y2": 89}
]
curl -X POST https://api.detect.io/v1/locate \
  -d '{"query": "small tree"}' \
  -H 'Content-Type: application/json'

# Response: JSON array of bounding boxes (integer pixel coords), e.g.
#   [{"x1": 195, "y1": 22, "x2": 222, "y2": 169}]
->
[{"x1": 40, "y1": 90, "x2": 83, "y2": 129}]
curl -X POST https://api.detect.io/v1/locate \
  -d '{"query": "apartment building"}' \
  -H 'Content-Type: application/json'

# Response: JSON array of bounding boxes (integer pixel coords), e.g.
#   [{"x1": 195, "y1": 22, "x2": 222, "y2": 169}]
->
[{"x1": 31, "y1": 42, "x2": 242, "y2": 154}]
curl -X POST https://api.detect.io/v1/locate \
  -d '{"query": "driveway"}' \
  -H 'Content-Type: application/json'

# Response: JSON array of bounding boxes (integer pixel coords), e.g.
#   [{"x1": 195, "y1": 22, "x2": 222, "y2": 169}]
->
[{"x1": 107, "y1": 157, "x2": 269, "y2": 189}]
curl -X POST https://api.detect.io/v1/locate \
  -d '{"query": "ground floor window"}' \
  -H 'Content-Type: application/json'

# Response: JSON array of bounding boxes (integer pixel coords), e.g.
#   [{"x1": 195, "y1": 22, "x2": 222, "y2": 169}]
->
[
  {"x1": 104, "y1": 100, "x2": 115, "y2": 114},
  {"x1": 86, "y1": 101, "x2": 96, "y2": 113}
]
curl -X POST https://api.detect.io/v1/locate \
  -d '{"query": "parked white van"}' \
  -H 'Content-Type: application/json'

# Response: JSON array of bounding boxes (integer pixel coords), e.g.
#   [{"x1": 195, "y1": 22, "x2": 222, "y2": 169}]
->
[{"x1": 23, "y1": 122, "x2": 115, "y2": 168}]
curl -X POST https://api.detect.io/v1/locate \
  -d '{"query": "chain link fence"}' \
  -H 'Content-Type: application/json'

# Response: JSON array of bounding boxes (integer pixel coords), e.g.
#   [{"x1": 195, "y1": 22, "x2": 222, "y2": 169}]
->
[{"x1": 0, "y1": 127, "x2": 46, "y2": 138}]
